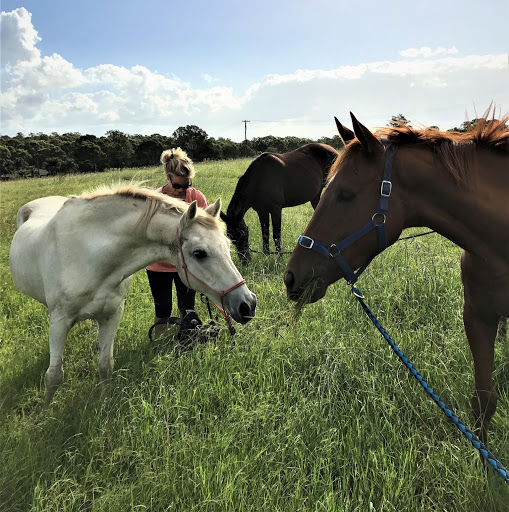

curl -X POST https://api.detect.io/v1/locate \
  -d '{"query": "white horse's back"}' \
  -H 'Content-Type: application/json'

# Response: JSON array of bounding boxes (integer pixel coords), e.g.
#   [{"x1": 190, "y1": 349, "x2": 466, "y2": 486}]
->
[
  {"x1": 16, "y1": 196, "x2": 68, "y2": 228},
  {"x1": 10, "y1": 196, "x2": 68, "y2": 305}
]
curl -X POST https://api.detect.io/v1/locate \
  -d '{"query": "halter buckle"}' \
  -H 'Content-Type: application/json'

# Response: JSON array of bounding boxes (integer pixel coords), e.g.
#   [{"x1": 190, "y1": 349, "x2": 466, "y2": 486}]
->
[
  {"x1": 329, "y1": 244, "x2": 340, "y2": 258},
  {"x1": 381, "y1": 180, "x2": 392, "y2": 197},
  {"x1": 298, "y1": 235, "x2": 314, "y2": 249}
]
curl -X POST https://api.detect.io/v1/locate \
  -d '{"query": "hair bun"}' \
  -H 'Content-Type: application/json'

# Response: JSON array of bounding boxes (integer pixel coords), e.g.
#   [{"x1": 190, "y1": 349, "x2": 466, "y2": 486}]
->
[
  {"x1": 160, "y1": 147, "x2": 196, "y2": 178},
  {"x1": 161, "y1": 147, "x2": 188, "y2": 164}
]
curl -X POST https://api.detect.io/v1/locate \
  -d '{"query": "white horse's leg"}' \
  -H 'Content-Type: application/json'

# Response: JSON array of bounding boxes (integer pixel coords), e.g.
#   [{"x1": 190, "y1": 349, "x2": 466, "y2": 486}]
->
[
  {"x1": 45, "y1": 313, "x2": 73, "y2": 403},
  {"x1": 97, "y1": 304, "x2": 124, "y2": 385}
]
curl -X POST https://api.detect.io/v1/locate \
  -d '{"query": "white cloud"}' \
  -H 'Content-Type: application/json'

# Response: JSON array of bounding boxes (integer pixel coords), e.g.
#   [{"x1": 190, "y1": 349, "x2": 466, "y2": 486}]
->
[
  {"x1": 399, "y1": 46, "x2": 459, "y2": 58},
  {"x1": 1, "y1": 8, "x2": 507, "y2": 139},
  {"x1": 203, "y1": 73, "x2": 220, "y2": 83},
  {"x1": 239, "y1": 55, "x2": 508, "y2": 137},
  {"x1": 0, "y1": 7, "x2": 41, "y2": 64},
  {"x1": 0, "y1": 9, "x2": 242, "y2": 135}
]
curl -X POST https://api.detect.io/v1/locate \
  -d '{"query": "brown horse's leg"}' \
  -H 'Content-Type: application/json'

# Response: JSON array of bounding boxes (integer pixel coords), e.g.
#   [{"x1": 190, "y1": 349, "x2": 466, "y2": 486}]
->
[
  {"x1": 271, "y1": 209, "x2": 282, "y2": 254},
  {"x1": 257, "y1": 210, "x2": 270, "y2": 254},
  {"x1": 461, "y1": 251, "x2": 500, "y2": 443}
]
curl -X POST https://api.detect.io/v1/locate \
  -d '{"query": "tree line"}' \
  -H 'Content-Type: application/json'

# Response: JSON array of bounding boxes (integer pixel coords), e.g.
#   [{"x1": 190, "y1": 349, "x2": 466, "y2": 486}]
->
[
  {"x1": 0, "y1": 124, "x2": 344, "y2": 179},
  {"x1": 0, "y1": 116, "x2": 489, "y2": 179}
]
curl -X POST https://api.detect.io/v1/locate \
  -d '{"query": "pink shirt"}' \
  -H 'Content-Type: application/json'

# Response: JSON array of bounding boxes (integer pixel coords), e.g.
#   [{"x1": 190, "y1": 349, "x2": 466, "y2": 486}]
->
[{"x1": 146, "y1": 186, "x2": 209, "y2": 272}]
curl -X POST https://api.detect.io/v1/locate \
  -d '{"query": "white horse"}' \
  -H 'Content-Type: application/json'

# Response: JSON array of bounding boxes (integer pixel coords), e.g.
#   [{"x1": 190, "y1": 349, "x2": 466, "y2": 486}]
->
[{"x1": 9, "y1": 184, "x2": 257, "y2": 402}]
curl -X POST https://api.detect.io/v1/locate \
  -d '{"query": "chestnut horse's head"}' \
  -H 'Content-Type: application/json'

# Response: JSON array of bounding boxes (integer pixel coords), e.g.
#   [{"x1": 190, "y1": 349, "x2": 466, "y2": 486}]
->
[{"x1": 284, "y1": 113, "x2": 405, "y2": 303}]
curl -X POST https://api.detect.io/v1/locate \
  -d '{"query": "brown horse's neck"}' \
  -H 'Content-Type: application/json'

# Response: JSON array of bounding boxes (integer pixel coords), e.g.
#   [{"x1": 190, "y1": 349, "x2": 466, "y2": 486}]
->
[
  {"x1": 397, "y1": 146, "x2": 509, "y2": 267},
  {"x1": 227, "y1": 187, "x2": 250, "y2": 219}
]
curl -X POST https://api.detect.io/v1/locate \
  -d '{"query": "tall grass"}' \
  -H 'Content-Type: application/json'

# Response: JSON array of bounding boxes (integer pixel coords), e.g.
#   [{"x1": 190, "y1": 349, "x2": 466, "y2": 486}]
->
[{"x1": 0, "y1": 160, "x2": 508, "y2": 511}]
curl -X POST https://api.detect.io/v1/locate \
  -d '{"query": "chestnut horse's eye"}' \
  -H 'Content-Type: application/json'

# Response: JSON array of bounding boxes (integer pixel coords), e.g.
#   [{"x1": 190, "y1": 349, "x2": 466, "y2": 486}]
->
[
  {"x1": 193, "y1": 249, "x2": 207, "y2": 260},
  {"x1": 338, "y1": 189, "x2": 355, "y2": 202}
]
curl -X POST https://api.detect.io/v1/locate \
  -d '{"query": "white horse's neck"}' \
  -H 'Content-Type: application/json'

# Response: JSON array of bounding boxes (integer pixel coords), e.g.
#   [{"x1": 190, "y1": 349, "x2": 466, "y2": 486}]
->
[{"x1": 72, "y1": 195, "x2": 182, "y2": 282}]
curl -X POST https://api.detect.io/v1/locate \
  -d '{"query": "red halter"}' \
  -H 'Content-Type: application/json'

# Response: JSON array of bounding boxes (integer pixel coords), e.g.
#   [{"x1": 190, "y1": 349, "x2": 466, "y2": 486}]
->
[{"x1": 177, "y1": 229, "x2": 246, "y2": 333}]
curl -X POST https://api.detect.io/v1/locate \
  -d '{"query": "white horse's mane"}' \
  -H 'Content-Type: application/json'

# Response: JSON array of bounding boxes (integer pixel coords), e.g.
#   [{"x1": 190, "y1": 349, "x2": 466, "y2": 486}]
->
[{"x1": 75, "y1": 183, "x2": 221, "y2": 232}]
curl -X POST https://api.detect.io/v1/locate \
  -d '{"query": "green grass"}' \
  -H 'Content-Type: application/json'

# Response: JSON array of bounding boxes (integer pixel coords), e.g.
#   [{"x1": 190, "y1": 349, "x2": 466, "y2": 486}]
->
[{"x1": 0, "y1": 160, "x2": 508, "y2": 511}]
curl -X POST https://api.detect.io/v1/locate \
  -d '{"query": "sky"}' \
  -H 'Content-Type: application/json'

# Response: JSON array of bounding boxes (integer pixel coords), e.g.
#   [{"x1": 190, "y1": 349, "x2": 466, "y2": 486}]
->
[{"x1": 1, "y1": 0, "x2": 508, "y2": 141}]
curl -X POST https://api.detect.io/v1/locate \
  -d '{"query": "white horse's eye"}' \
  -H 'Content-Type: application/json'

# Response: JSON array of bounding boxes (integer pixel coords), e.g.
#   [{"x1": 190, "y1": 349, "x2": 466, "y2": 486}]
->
[{"x1": 193, "y1": 249, "x2": 207, "y2": 260}]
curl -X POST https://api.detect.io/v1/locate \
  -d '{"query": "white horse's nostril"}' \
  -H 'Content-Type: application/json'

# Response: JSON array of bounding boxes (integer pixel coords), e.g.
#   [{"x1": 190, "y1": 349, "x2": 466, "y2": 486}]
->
[
  {"x1": 239, "y1": 302, "x2": 251, "y2": 318},
  {"x1": 236, "y1": 293, "x2": 256, "y2": 322}
]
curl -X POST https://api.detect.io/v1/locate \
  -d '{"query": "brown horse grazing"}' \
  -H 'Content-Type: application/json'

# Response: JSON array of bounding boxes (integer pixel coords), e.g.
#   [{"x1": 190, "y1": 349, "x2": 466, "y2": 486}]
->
[
  {"x1": 284, "y1": 110, "x2": 509, "y2": 442},
  {"x1": 220, "y1": 143, "x2": 338, "y2": 264}
]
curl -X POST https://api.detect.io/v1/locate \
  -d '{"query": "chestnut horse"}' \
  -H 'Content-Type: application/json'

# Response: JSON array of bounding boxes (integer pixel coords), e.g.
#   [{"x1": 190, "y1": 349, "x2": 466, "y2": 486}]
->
[
  {"x1": 220, "y1": 143, "x2": 338, "y2": 264},
  {"x1": 284, "y1": 110, "x2": 509, "y2": 442}
]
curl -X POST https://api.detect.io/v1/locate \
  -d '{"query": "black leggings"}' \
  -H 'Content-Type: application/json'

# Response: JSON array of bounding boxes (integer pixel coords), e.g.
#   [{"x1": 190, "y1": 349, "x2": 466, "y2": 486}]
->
[{"x1": 146, "y1": 270, "x2": 196, "y2": 318}]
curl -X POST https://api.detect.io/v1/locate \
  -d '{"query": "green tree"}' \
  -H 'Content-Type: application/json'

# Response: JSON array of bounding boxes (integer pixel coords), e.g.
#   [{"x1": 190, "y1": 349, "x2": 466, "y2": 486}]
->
[
  {"x1": 172, "y1": 125, "x2": 213, "y2": 161},
  {"x1": 211, "y1": 137, "x2": 240, "y2": 160},
  {"x1": 388, "y1": 114, "x2": 411, "y2": 127},
  {"x1": 317, "y1": 135, "x2": 344, "y2": 150},
  {"x1": 0, "y1": 145, "x2": 15, "y2": 177},
  {"x1": 26, "y1": 139, "x2": 60, "y2": 171},
  {"x1": 251, "y1": 135, "x2": 280, "y2": 153},
  {"x1": 281, "y1": 136, "x2": 313, "y2": 152},
  {"x1": 447, "y1": 118, "x2": 491, "y2": 133},
  {"x1": 9, "y1": 147, "x2": 31, "y2": 177},
  {"x1": 73, "y1": 137, "x2": 107, "y2": 173},
  {"x1": 133, "y1": 139, "x2": 165, "y2": 166},
  {"x1": 44, "y1": 156, "x2": 78, "y2": 175},
  {"x1": 239, "y1": 140, "x2": 256, "y2": 157},
  {"x1": 104, "y1": 130, "x2": 134, "y2": 168}
]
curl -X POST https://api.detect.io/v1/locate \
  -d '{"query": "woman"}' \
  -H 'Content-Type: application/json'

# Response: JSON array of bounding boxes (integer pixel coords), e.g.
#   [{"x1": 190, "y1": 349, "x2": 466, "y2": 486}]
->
[{"x1": 146, "y1": 147, "x2": 208, "y2": 334}]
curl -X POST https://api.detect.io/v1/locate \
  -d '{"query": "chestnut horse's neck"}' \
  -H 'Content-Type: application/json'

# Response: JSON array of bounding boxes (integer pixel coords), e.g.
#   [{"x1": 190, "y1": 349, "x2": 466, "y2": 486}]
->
[{"x1": 396, "y1": 145, "x2": 509, "y2": 267}]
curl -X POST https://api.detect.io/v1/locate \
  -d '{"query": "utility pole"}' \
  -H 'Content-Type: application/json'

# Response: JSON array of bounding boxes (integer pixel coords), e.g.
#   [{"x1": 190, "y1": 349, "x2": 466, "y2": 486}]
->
[{"x1": 242, "y1": 120, "x2": 250, "y2": 141}]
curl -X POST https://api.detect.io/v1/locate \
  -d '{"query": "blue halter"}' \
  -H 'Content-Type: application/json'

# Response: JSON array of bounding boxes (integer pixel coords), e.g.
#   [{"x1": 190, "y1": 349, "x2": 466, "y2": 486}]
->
[{"x1": 297, "y1": 140, "x2": 393, "y2": 285}]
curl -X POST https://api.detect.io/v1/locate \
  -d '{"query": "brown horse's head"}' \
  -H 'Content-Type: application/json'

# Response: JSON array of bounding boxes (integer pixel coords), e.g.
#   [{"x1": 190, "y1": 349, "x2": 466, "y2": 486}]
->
[
  {"x1": 284, "y1": 113, "x2": 405, "y2": 303},
  {"x1": 220, "y1": 211, "x2": 251, "y2": 264}
]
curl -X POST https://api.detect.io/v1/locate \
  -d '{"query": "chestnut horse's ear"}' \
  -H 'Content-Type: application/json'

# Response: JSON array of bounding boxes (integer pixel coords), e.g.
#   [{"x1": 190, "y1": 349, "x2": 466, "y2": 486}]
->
[
  {"x1": 204, "y1": 198, "x2": 221, "y2": 219},
  {"x1": 334, "y1": 116, "x2": 355, "y2": 144},
  {"x1": 350, "y1": 112, "x2": 383, "y2": 154}
]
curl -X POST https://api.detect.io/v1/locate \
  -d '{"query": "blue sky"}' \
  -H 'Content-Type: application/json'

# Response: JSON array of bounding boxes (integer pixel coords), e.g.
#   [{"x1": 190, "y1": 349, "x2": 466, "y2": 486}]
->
[{"x1": 1, "y1": 0, "x2": 508, "y2": 140}]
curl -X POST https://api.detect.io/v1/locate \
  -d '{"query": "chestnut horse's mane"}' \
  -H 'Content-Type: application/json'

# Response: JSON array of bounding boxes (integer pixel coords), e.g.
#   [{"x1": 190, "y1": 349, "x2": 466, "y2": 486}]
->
[{"x1": 332, "y1": 109, "x2": 509, "y2": 184}]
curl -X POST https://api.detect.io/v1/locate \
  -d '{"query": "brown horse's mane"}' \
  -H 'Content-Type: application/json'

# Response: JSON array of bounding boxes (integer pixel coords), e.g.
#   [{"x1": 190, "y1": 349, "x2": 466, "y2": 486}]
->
[
  {"x1": 330, "y1": 109, "x2": 509, "y2": 184},
  {"x1": 75, "y1": 183, "x2": 221, "y2": 232}
]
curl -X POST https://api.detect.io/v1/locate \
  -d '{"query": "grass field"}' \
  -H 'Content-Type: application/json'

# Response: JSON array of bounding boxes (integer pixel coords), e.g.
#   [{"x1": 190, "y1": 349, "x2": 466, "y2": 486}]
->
[{"x1": 1, "y1": 160, "x2": 508, "y2": 511}]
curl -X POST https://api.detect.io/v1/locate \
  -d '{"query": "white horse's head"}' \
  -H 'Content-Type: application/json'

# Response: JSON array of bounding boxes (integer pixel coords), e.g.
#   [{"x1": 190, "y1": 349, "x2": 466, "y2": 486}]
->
[{"x1": 177, "y1": 199, "x2": 256, "y2": 324}]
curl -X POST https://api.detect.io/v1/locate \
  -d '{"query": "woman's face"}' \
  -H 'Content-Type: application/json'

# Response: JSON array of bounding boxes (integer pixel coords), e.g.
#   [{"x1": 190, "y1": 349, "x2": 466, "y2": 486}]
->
[{"x1": 167, "y1": 173, "x2": 192, "y2": 200}]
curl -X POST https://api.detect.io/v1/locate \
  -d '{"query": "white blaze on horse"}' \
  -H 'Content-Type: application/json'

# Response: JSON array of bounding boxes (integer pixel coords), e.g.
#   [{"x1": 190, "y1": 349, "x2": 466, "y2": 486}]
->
[{"x1": 9, "y1": 184, "x2": 257, "y2": 402}]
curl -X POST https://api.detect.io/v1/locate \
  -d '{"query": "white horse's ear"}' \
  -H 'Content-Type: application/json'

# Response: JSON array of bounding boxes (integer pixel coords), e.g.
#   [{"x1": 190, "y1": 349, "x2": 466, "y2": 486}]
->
[
  {"x1": 180, "y1": 200, "x2": 198, "y2": 231},
  {"x1": 205, "y1": 198, "x2": 221, "y2": 219}
]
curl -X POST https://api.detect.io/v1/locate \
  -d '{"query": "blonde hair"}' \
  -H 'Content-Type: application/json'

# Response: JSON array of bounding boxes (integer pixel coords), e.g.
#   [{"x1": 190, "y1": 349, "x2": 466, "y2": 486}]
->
[{"x1": 160, "y1": 147, "x2": 195, "y2": 179}]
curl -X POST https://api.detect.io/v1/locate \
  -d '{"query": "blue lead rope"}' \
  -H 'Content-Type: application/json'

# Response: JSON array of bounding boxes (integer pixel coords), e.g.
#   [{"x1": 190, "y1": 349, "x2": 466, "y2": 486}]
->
[{"x1": 351, "y1": 286, "x2": 509, "y2": 485}]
